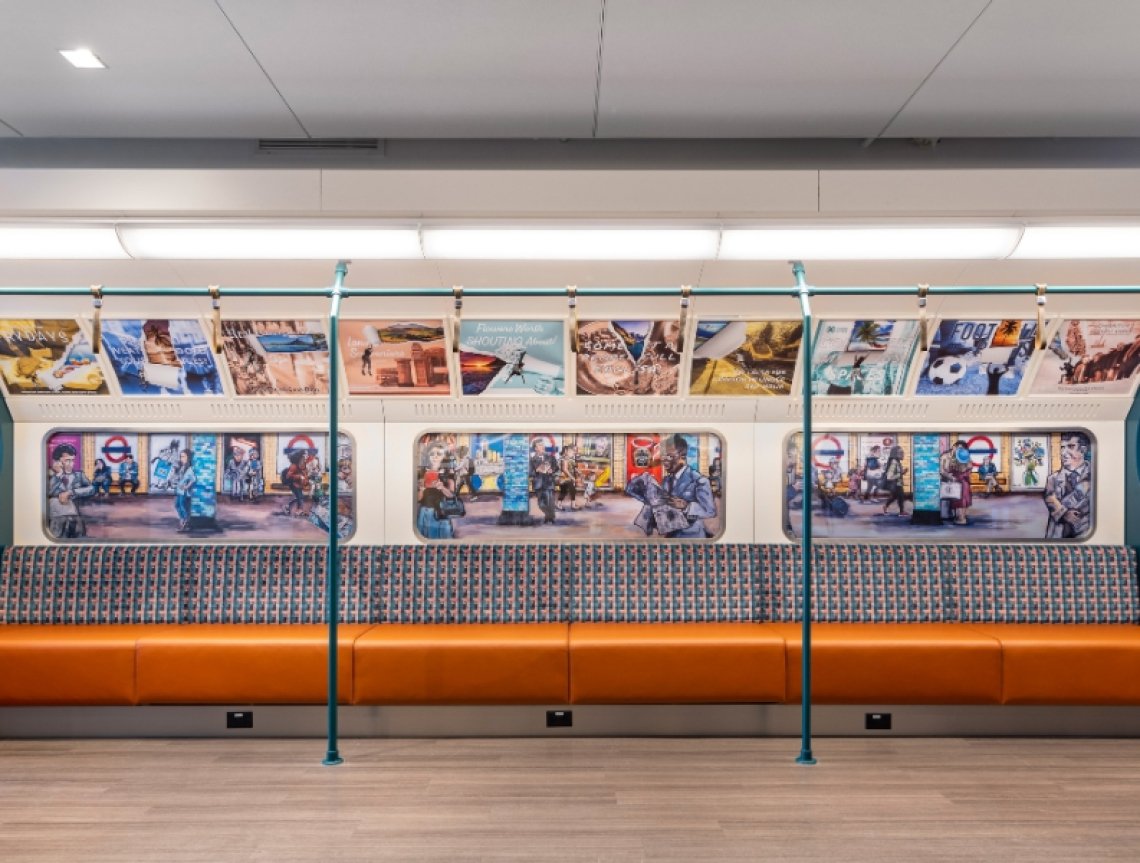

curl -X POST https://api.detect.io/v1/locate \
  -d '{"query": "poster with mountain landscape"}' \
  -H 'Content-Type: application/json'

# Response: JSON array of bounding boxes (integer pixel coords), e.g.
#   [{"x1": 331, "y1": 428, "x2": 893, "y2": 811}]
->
[{"x1": 338, "y1": 319, "x2": 451, "y2": 395}]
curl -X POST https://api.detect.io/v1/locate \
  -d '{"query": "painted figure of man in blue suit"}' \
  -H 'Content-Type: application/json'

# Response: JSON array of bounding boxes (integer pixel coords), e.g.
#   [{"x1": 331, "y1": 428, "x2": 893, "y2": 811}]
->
[{"x1": 630, "y1": 433, "x2": 717, "y2": 538}]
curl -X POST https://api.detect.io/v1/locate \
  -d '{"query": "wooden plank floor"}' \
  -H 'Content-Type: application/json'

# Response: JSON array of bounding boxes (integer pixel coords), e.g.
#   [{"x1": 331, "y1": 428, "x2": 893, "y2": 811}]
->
[{"x1": 2, "y1": 738, "x2": 1139, "y2": 862}]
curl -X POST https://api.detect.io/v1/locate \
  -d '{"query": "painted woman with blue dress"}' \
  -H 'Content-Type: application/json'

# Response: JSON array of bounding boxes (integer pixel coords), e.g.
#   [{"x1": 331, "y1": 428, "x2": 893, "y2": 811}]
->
[{"x1": 171, "y1": 448, "x2": 196, "y2": 533}]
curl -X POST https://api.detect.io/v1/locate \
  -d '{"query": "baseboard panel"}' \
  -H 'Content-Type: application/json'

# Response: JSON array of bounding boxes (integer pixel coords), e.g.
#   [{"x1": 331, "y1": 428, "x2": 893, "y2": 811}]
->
[{"x1": 3, "y1": 704, "x2": 1140, "y2": 738}]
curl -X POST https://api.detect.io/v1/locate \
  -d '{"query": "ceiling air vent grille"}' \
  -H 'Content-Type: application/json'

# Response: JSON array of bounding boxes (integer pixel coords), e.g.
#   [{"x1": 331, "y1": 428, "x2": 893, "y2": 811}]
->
[
  {"x1": 210, "y1": 401, "x2": 351, "y2": 419},
  {"x1": 258, "y1": 138, "x2": 382, "y2": 152}
]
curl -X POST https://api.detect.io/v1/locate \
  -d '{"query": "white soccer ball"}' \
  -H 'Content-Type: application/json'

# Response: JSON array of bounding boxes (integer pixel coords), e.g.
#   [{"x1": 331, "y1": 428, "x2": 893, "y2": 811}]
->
[{"x1": 927, "y1": 355, "x2": 967, "y2": 386}]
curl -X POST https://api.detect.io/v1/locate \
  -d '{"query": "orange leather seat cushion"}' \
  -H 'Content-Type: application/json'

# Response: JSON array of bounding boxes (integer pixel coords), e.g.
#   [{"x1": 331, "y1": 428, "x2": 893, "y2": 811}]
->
[
  {"x1": 353, "y1": 624, "x2": 569, "y2": 705},
  {"x1": 569, "y1": 623, "x2": 786, "y2": 704},
  {"x1": 972, "y1": 624, "x2": 1140, "y2": 705},
  {"x1": 772, "y1": 623, "x2": 1003, "y2": 704},
  {"x1": 0, "y1": 625, "x2": 152, "y2": 705},
  {"x1": 136, "y1": 624, "x2": 372, "y2": 704}
]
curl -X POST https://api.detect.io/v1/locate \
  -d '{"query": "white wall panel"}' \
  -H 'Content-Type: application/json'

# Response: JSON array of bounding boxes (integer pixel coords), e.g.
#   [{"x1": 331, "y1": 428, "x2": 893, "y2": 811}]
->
[
  {"x1": 321, "y1": 169, "x2": 820, "y2": 217},
  {"x1": 0, "y1": 170, "x2": 322, "y2": 216},
  {"x1": 820, "y1": 169, "x2": 1140, "y2": 217}
]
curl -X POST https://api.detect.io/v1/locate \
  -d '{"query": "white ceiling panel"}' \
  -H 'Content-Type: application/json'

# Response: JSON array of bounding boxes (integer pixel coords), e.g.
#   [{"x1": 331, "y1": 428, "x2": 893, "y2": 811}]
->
[
  {"x1": 890, "y1": 0, "x2": 1140, "y2": 137},
  {"x1": 596, "y1": 0, "x2": 989, "y2": 138},
  {"x1": 219, "y1": 0, "x2": 603, "y2": 138},
  {"x1": 0, "y1": 0, "x2": 303, "y2": 137}
]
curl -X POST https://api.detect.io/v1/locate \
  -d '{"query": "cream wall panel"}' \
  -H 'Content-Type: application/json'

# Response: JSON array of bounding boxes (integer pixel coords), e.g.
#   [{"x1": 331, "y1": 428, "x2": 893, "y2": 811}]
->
[
  {"x1": 820, "y1": 169, "x2": 1140, "y2": 217},
  {"x1": 321, "y1": 170, "x2": 820, "y2": 218},
  {"x1": 0, "y1": 170, "x2": 323, "y2": 216}
]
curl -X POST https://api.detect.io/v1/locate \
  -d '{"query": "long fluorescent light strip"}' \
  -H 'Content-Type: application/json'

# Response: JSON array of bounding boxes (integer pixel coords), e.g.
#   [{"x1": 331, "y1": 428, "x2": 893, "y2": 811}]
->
[
  {"x1": 719, "y1": 227, "x2": 1023, "y2": 260},
  {"x1": 0, "y1": 227, "x2": 128, "y2": 259},
  {"x1": 119, "y1": 227, "x2": 423, "y2": 260},
  {"x1": 1011, "y1": 227, "x2": 1140, "y2": 259},
  {"x1": 421, "y1": 229, "x2": 720, "y2": 260}
]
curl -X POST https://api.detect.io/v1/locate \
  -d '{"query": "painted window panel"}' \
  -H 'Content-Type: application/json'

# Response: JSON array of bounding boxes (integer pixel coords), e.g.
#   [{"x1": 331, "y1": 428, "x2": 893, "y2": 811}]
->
[
  {"x1": 784, "y1": 430, "x2": 1094, "y2": 542},
  {"x1": 414, "y1": 431, "x2": 724, "y2": 541},
  {"x1": 43, "y1": 431, "x2": 354, "y2": 542}
]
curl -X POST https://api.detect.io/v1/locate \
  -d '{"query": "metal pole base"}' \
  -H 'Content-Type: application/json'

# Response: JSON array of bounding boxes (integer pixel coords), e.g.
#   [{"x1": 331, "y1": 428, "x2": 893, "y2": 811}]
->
[
  {"x1": 795, "y1": 750, "x2": 817, "y2": 766},
  {"x1": 322, "y1": 751, "x2": 344, "y2": 766}
]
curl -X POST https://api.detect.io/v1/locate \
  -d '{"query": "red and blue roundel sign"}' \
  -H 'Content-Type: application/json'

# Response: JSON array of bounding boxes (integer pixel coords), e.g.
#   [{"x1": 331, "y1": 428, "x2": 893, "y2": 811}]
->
[
  {"x1": 811, "y1": 434, "x2": 845, "y2": 469},
  {"x1": 100, "y1": 435, "x2": 132, "y2": 464},
  {"x1": 965, "y1": 435, "x2": 997, "y2": 468}
]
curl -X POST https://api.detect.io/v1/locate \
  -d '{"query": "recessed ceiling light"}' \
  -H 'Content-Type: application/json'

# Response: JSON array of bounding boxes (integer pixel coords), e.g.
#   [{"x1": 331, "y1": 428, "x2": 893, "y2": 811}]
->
[{"x1": 59, "y1": 48, "x2": 106, "y2": 69}]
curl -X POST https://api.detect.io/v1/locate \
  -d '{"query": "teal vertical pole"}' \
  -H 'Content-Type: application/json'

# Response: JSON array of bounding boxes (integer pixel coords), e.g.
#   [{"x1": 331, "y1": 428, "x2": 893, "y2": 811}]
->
[
  {"x1": 323, "y1": 261, "x2": 348, "y2": 767},
  {"x1": 0, "y1": 390, "x2": 13, "y2": 548},
  {"x1": 792, "y1": 261, "x2": 816, "y2": 766}
]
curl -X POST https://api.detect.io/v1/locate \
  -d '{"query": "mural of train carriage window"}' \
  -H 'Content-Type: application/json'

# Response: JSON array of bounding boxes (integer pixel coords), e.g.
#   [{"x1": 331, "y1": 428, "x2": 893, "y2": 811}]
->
[
  {"x1": 784, "y1": 430, "x2": 1094, "y2": 542},
  {"x1": 43, "y1": 431, "x2": 354, "y2": 542},
  {"x1": 101, "y1": 319, "x2": 223, "y2": 396},
  {"x1": 413, "y1": 431, "x2": 724, "y2": 541},
  {"x1": 0, "y1": 319, "x2": 108, "y2": 396}
]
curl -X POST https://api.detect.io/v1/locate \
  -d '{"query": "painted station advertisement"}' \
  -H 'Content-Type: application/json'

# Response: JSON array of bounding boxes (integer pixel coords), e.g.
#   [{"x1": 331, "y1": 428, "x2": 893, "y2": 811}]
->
[
  {"x1": 784, "y1": 430, "x2": 1094, "y2": 542},
  {"x1": 414, "y1": 431, "x2": 724, "y2": 541},
  {"x1": 44, "y1": 430, "x2": 354, "y2": 542},
  {"x1": 1029, "y1": 319, "x2": 1140, "y2": 396},
  {"x1": 689, "y1": 319, "x2": 802, "y2": 396},
  {"x1": 101, "y1": 319, "x2": 223, "y2": 396},
  {"x1": 338, "y1": 319, "x2": 451, "y2": 396},
  {"x1": 808, "y1": 319, "x2": 921, "y2": 396},
  {"x1": 575, "y1": 319, "x2": 683, "y2": 396},
  {"x1": 458, "y1": 320, "x2": 566, "y2": 397},
  {"x1": 221, "y1": 319, "x2": 330, "y2": 396},
  {"x1": 0, "y1": 318, "x2": 108, "y2": 396},
  {"x1": 914, "y1": 319, "x2": 1037, "y2": 397}
]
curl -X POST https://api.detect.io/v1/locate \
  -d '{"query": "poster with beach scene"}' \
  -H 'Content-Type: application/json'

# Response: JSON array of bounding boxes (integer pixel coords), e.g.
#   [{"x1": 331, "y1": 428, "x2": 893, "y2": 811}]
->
[
  {"x1": 0, "y1": 318, "x2": 108, "y2": 396},
  {"x1": 689, "y1": 319, "x2": 802, "y2": 396}
]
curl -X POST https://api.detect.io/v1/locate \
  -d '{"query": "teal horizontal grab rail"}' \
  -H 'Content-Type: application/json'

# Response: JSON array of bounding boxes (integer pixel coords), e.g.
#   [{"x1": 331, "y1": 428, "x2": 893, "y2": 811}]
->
[{"x1": 6, "y1": 284, "x2": 1140, "y2": 298}]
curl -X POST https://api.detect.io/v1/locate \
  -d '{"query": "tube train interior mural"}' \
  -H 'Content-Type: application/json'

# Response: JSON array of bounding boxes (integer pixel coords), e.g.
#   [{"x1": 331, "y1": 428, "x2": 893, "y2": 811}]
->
[{"x1": 0, "y1": 293, "x2": 1134, "y2": 549}]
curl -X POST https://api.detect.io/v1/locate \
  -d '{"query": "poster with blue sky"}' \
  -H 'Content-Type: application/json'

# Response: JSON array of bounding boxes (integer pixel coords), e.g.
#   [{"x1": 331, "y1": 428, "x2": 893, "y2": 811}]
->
[
  {"x1": 458, "y1": 320, "x2": 565, "y2": 396},
  {"x1": 914, "y1": 319, "x2": 1036, "y2": 397},
  {"x1": 101, "y1": 319, "x2": 223, "y2": 397}
]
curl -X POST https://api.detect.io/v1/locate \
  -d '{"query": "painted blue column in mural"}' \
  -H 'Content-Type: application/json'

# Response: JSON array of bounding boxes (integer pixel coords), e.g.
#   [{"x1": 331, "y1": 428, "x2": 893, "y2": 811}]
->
[
  {"x1": 911, "y1": 434, "x2": 943, "y2": 525},
  {"x1": 189, "y1": 434, "x2": 218, "y2": 531},
  {"x1": 497, "y1": 433, "x2": 534, "y2": 526}
]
